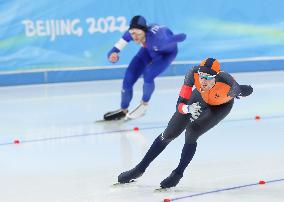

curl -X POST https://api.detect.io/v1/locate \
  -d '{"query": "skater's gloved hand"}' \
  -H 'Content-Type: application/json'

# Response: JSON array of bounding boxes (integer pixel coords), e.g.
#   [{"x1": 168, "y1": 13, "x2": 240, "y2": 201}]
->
[
  {"x1": 108, "y1": 52, "x2": 119, "y2": 63},
  {"x1": 107, "y1": 47, "x2": 120, "y2": 63},
  {"x1": 182, "y1": 102, "x2": 202, "y2": 120},
  {"x1": 240, "y1": 85, "x2": 253, "y2": 97}
]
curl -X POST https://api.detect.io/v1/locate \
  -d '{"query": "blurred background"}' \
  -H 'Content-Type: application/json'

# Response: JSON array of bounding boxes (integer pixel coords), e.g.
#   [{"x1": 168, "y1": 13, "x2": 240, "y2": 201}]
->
[
  {"x1": 1, "y1": 1, "x2": 284, "y2": 202},
  {"x1": 1, "y1": 0, "x2": 284, "y2": 85}
]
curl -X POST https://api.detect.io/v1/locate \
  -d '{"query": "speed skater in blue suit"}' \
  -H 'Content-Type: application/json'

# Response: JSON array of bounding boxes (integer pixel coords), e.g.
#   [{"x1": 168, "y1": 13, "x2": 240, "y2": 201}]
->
[{"x1": 103, "y1": 15, "x2": 187, "y2": 121}]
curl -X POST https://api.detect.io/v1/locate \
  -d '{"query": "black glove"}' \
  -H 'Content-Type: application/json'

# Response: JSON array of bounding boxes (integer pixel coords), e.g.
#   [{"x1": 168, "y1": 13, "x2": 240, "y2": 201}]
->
[{"x1": 240, "y1": 85, "x2": 253, "y2": 97}]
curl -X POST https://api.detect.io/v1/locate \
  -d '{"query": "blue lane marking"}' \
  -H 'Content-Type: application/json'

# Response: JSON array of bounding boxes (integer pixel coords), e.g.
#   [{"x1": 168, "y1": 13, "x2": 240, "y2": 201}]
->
[
  {"x1": 0, "y1": 128, "x2": 131, "y2": 146},
  {"x1": 0, "y1": 115, "x2": 283, "y2": 147},
  {"x1": 168, "y1": 178, "x2": 284, "y2": 201}
]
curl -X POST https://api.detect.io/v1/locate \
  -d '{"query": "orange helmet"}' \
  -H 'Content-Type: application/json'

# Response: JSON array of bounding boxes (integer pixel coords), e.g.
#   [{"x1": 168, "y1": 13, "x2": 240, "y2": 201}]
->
[{"x1": 199, "y1": 58, "x2": 221, "y2": 75}]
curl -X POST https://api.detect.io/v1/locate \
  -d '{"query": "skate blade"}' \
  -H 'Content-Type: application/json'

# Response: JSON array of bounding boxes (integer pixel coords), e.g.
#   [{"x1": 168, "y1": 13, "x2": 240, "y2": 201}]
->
[
  {"x1": 125, "y1": 113, "x2": 145, "y2": 120},
  {"x1": 112, "y1": 180, "x2": 136, "y2": 186},
  {"x1": 155, "y1": 187, "x2": 185, "y2": 192},
  {"x1": 155, "y1": 187, "x2": 171, "y2": 192},
  {"x1": 95, "y1": 114, "x2": 144, "y2": 124},
  {"x1": 94, "y1": 118, "x2": 129, "y2": 123}
]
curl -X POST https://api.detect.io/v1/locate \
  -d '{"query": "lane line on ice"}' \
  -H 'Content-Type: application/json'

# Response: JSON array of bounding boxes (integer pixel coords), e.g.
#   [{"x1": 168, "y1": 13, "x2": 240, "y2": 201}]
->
[
  {"x1": 167, "y1": 178, "x2": 284, "y2": 201},
  {"x1": 0, "y1": 115, "x2": 283, "y2": 147}
]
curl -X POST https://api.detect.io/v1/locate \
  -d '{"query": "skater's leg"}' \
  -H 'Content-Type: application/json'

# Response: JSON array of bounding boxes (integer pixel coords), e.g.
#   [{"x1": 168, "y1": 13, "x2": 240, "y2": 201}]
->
[
  {"x1": 136, "y1": 111, "x2": 190, "y2": 172},
  {"x1": 121, "y1": 49, "x2": 151, "y2": 109},
  {"x1": 126, "y1": 52, "x2": 177, "y2": 119},
  {"x1": 118, "y1": 111, "x2": 190, "y2": 183},
  {"x1": 142, "y1": 51, "x2": 177, "y2": 103},
  {"x1": 160, "y1": 101, "x2": 234, "y2": 188}
]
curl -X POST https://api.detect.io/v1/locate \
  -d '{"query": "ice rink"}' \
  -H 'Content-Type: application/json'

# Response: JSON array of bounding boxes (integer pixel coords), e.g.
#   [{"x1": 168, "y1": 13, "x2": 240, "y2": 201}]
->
[{"x1": 0, "y1": 70, "x2": 284, "y2": 202}]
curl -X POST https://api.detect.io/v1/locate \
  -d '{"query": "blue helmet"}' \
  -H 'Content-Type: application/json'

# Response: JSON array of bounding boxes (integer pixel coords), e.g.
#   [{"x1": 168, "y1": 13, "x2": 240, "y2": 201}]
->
[{"x1": 129, "y1": 15, "x2": 147, "y2": 32}]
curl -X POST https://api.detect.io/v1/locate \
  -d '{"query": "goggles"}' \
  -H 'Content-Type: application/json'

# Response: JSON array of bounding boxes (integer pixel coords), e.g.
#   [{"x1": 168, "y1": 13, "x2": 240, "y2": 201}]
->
[
  {"x1": 129, "y1": 29, "x2": 144, "y2": 35},
  {"x1": 198, "y1": 70, "x2": 216, "y2": 80}
]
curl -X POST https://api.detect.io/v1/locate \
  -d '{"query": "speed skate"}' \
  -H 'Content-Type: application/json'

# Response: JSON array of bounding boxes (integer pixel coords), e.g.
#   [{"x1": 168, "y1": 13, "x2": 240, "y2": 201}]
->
[
  {"x1": 95, "y1": 116, "x2": 132, "y2": 123},
  {"x1": 96, "y1": 103, "x2": 148, "y2": 123}
]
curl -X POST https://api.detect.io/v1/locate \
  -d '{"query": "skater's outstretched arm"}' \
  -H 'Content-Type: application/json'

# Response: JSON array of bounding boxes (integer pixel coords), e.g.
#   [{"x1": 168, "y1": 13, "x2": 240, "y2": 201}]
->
[
  {"x1": 218, "y1": 72, "x2": 253, "y2": 98},
  {"x1": 107, "y1": 31, "x2": 133, "y2": 63}
]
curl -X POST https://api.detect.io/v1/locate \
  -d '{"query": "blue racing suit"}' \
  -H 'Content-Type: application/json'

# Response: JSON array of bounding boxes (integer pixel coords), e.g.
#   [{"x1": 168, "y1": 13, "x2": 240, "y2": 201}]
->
[{"x1": 108, "y1": 24, "x2": 186, "y2": 109}]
